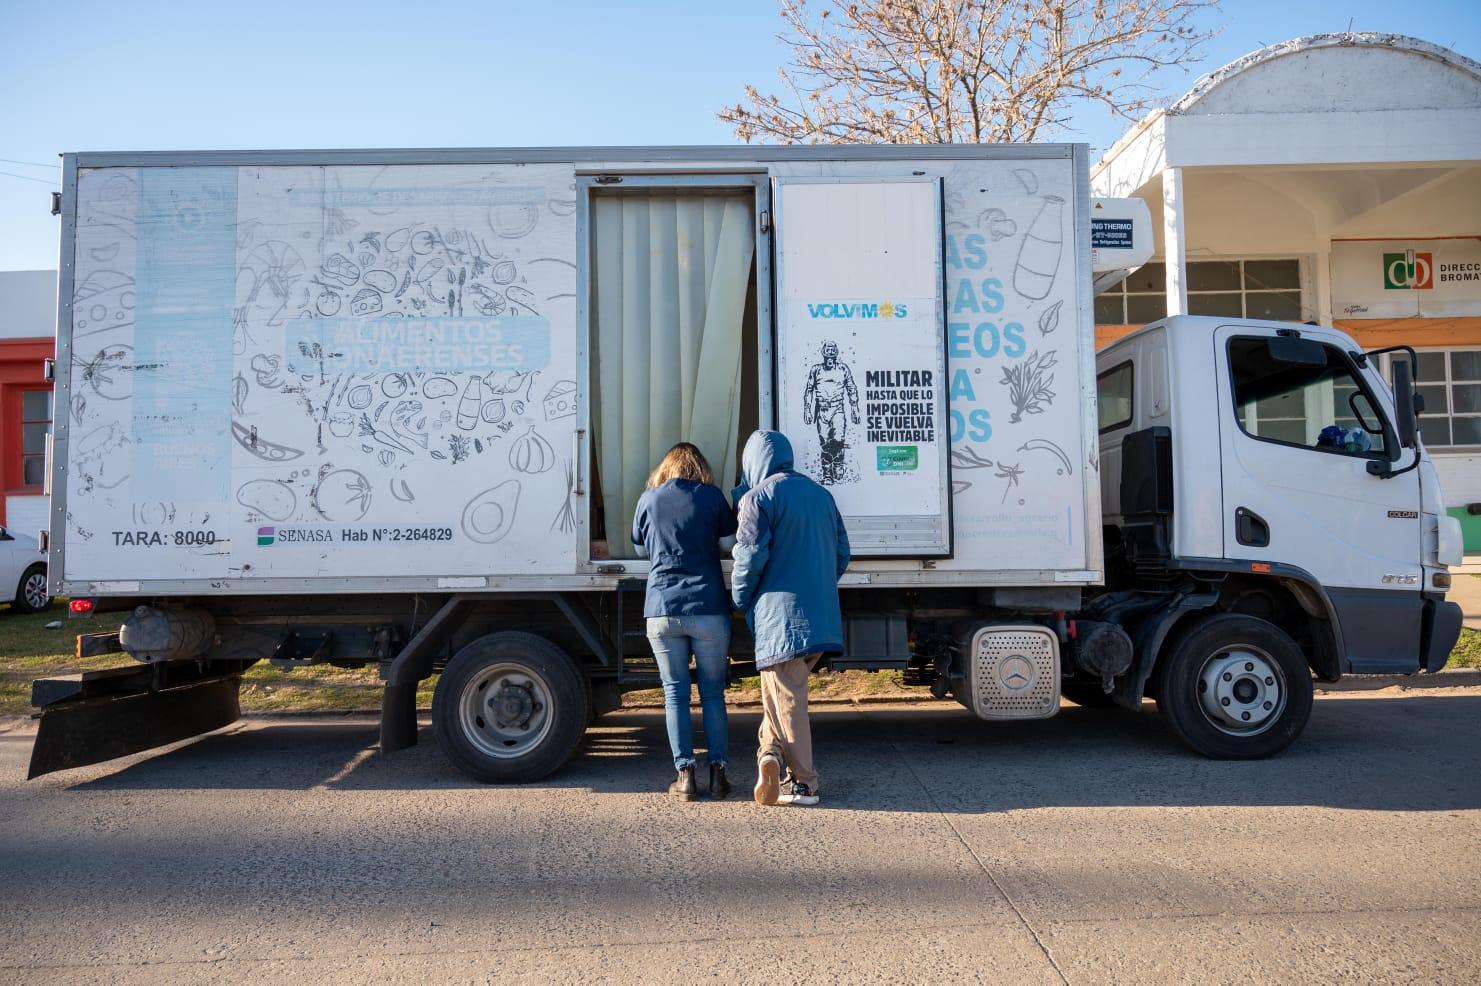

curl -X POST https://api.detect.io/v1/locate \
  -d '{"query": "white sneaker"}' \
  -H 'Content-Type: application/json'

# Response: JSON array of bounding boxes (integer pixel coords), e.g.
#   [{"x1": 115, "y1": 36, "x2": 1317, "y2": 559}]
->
[
  {"x1": 754, "y1": 755, "x2": 781, "y2": 805},
  {"x1": 777, "y1": 780, "x2": 820, "y2": 806}
]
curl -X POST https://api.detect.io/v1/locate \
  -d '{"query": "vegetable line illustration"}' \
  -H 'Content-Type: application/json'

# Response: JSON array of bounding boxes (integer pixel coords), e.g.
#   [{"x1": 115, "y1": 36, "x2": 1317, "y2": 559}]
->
[
  {"x1": 1001, "y1": 350, "x2": 1058, "y2": 424},
  {"x1": 994, "y1": 461, "x2": 1024, "y2": 503},
  {"x1": 1037, "y1": 299, "x2": 1063, "y2": 336},
  {"x1": 1018, "y1": 438, "x2": 1072, "y2": 475},
  {"x1": 949, "y1": 445, "x2": 994, "y2": 471},
  {"x1": 551, "y1": 459, "x2": 577, "y2": 534},
  {"x1": 509, "y1": 425, "x2": 555, "y2": 474}
]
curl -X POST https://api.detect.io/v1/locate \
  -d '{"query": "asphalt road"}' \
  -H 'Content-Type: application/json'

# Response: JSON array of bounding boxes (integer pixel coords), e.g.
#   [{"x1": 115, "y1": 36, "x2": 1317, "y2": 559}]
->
[{"x1": 2, "y1": 687, "x2": 1480, "y2": 984}]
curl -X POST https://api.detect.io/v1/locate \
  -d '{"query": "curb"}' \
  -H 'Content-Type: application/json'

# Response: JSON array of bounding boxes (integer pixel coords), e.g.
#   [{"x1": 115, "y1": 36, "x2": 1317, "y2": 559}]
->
[{"x1": 1316, "y1": 669, "x2": 1481, "y2": 691}]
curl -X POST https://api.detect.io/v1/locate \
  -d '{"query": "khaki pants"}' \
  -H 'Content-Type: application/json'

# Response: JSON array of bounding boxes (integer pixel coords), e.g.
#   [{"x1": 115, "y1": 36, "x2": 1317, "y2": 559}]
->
[{"x1": 757, "y1": 654, "x2": 820, "y2": 791}]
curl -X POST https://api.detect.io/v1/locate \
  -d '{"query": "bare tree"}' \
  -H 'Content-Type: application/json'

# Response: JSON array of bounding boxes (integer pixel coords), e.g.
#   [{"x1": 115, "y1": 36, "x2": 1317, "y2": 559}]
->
[{"x1": 721, "y1": 0, "x2": 1219, "y2": 144}]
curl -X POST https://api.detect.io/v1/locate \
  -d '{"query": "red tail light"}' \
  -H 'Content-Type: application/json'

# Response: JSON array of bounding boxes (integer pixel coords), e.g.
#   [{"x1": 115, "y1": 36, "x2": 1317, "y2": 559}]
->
[{"x1": 69, "y1": 598, "x2": 95, "y2": 614}]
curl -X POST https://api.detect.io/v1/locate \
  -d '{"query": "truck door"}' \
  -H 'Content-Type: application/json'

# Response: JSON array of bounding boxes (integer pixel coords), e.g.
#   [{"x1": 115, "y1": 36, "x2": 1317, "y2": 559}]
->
[
  {"x1": 1213, "y1": 325, "x2": 1425, "y2": 672},
  {"x1": 580, "y1": 175, "x2": 772, "y2": 564},
  {"x1": 772, "y1": 176, "x2": 951, "y2": 557}
]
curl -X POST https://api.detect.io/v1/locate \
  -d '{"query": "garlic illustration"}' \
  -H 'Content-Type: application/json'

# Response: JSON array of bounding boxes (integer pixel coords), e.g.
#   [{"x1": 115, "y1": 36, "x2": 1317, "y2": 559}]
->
[{"x1": 508, "y1": 425, "x2": 555, "y2": 474}]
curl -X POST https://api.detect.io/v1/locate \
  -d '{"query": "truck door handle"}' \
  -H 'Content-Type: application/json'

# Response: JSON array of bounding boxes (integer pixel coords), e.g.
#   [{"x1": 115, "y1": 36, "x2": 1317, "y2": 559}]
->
[
  {"x1": 1235, "y1": 507, "x2": 1270, "y2": 548},
  {"x1": 572, "y1": 429, "x2": 585, "y2": 496}
]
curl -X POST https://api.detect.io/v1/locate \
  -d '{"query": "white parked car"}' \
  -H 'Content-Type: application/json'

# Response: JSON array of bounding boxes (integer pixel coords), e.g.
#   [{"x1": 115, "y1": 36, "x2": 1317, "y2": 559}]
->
[{"x1": 1, "y1": 526, "x2": 49, "y2": 614}]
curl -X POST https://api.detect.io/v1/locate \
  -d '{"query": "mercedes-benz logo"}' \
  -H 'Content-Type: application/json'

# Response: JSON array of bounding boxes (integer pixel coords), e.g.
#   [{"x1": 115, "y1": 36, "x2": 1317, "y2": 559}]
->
[{"x1": 998, "y1": 654, "x2": 1036, "y2": 692}]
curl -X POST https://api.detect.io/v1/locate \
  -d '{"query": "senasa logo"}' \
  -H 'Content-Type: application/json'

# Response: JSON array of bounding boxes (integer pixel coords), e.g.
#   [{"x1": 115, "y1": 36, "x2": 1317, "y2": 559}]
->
[
  {"x1": 807, "y1": 301, "x2": 909, "y2": 319},
  {"x1": 1383, "y1": 252, "x2": 1433, "y2": 290},
  {"x1": 257, "y1": 526, "x2": 275, "y2": 546}
]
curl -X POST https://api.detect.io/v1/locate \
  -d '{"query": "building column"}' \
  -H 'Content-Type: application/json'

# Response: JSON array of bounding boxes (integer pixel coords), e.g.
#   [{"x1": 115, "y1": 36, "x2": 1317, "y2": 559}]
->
[
  {"x1": 1314, "y1": 231, "x2": 1333, "y2": 326},
  {"x1": 1162, "y1": 167, "x2": 1188, "y2": 317}
]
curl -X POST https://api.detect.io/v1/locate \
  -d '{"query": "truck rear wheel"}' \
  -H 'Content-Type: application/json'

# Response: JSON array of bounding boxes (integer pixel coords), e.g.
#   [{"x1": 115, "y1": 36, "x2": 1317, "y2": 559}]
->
[
  {"x1": 433, "y1": 631, "x2": 588, "y2": 783},
  {"x1": 1155, "y1": 614, "x2": 1313, "y2": 759}
]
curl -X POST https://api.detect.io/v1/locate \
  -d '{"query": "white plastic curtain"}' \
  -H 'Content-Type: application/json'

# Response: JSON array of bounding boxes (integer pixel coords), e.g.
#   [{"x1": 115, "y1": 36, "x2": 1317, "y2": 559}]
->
[{"x1": 593, "y1": 193, "x2": 755, "y2": 558}]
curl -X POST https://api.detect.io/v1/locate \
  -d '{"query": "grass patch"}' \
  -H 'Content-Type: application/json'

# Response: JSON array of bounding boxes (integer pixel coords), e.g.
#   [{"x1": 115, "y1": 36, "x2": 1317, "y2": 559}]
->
[
  {"x1": 0, "y1": 603, "x2": 434, "y2": 716},
  {"x1": 1, "y1": 607, "x2": 125, "y2": 715},
  {"x1": 622, "y1": 668, "x2": 913, "y2": 706},
  {"x1": 1449, "y1": 628, "x2": 1481, "y2": 669},
  {"x1": 239, "y1": 664, "x2": 439, "y2": 713}
]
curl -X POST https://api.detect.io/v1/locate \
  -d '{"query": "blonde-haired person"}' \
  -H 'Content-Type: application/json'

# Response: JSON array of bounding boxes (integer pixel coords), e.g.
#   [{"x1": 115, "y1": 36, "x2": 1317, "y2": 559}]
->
[{"x1": 631, "y1": 442, "x2": 739, "y2": 800}]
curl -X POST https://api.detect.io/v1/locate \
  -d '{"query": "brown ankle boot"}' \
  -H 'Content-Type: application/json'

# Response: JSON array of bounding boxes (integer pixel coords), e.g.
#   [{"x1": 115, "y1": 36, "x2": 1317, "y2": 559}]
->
[
  {"x1": 668, "y1": 766, "x2": 697, "y2": 801},
  {"x1": 708, "y1": 762, "x2": 732, "y2": 800}
]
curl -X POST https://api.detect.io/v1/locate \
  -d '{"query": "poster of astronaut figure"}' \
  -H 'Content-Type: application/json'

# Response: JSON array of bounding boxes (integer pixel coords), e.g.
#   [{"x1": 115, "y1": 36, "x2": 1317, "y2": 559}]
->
[
  {"x1": 802, "y1": 340, "x2": 861, "y2": 485},
  {"x1": 774, "y1": 177, "x2": 950, "y2": 556}
]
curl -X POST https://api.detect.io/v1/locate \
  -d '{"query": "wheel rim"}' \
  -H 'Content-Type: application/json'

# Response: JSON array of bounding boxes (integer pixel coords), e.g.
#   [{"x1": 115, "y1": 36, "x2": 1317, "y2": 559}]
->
[
  {"x1": 23, "y1": 572, "x2": 48, "y2": 610},
  {"x1": 1196, "y1": 645, "x2": 1286, "y2": 736},
  {"x1": 457, "y1": 662, "x2": 554, "y2": 759}
]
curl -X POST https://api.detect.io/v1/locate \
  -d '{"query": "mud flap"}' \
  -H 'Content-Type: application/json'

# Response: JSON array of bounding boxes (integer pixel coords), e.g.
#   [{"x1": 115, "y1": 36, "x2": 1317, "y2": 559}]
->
[{"x1": 27, "y1": 671, "x2": 244, "y2": 780}]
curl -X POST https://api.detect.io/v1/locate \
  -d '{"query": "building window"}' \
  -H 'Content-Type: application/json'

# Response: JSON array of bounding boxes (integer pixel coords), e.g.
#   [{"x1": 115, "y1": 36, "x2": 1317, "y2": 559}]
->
[
  {"x1": 1095, "y1": 259, "x2": 1305, "y2": 324},
  {"x1": 1095, "y1": 262, "x2": 1167, "y2": 324},
  {"x1": 20, "y1": 389, "x2": 51, "y2": 488},
  {"x1": 1388, "y1": 350, "x2": 1481, "y2": 450}
]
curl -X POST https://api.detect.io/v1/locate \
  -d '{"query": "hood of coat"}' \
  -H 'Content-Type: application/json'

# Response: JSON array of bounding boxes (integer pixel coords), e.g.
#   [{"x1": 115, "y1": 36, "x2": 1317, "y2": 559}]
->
[{"x1": 741, "y1": 430, "x2": 794, "y2": 490}]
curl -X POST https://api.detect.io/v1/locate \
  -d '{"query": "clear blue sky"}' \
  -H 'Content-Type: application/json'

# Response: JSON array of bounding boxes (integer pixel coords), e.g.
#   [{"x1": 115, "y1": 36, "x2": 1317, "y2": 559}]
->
[{"x1": 2, "y1": 0, "x2": 1478, "y2": 272}]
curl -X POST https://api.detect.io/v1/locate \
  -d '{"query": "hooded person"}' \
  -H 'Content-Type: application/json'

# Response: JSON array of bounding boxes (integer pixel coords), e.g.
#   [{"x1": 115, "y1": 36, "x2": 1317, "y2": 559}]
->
[{"x1": 730, "y1": 430, "x2": 851, "y2": 806}]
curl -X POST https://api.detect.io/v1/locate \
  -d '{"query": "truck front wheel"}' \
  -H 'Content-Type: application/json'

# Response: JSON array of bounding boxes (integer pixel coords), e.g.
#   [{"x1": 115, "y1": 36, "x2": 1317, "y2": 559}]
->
[
  {"x1": 1155, "y1": 614, "x2": 1313, "y2": 759},
  {"x1": 433, "y1": 631, "x2": 588, "y2": 783}
]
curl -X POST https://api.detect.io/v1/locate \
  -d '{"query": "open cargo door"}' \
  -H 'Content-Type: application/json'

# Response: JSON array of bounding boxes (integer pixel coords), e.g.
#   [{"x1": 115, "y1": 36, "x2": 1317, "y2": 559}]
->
[{"x1": 773, "y1": 177, "x2": 951, "y2": 557}]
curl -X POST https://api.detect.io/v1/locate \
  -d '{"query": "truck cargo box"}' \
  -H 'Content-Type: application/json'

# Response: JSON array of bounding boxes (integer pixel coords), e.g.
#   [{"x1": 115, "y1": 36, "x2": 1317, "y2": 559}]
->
[{"x1": 52, "y1": 145, "x2": 1100, "y2": 597}]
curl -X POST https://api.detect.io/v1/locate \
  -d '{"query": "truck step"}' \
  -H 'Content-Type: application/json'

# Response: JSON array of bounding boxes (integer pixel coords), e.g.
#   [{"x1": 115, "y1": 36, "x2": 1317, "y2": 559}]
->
[{"x1": 75, "y1": 631, "x2": 124, "y2": 660}]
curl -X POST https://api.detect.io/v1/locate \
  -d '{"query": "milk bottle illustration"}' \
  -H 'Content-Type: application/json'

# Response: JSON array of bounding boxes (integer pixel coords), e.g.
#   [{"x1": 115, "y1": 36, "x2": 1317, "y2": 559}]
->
[{"x1": 1013, "y1": 195, "x2": 1064, "y2": 300}]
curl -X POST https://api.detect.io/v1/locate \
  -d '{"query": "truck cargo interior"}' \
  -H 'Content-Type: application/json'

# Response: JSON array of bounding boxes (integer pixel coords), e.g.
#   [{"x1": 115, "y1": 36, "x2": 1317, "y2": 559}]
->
[{"x1": 585, "y1": 184, "x2": 763, "y2": 559}]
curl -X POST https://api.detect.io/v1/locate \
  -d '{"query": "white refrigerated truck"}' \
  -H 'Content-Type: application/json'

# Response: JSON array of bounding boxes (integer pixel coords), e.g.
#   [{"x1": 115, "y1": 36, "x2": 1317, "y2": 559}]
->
[{"x1": 29, "y1": 144, "x2": 1463, "y2": 780}]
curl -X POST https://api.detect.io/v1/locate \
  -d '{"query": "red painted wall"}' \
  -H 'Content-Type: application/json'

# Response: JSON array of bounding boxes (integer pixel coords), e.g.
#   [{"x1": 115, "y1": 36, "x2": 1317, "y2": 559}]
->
[{"x1": 0, "y1": 337, "x2": 54, "y2": 527}]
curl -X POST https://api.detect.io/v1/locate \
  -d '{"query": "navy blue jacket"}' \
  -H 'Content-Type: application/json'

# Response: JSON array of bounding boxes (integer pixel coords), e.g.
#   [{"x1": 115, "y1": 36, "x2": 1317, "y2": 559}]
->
[
  {"x1": 631, "y1": 479, "x2": 738, "y2": 618},
  {"x1": 730, "y1": 431, "x2": 851, "y2": 669}
]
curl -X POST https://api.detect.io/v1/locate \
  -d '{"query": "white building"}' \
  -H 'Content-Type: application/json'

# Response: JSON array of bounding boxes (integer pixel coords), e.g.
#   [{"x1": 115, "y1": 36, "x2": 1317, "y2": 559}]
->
[
  {"x1": 1092, "y1": 33, "x2": 1481, "y2": 545},
  {"x1": 0, "y1": 270, "x2": 57, "y2": 539}
]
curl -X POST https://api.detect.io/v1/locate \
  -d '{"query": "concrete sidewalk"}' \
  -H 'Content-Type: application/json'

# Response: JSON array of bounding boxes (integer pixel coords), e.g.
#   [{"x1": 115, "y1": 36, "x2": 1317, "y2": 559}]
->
[{"x1": 1450, "y1": 556, "x2": 1481, "y2": 629}]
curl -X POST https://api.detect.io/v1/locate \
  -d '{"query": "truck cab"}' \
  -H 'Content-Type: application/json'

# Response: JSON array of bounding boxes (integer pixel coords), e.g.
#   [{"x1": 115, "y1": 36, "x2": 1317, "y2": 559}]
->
[{"x1": 1091, "y1": 317, "x2": 1463, "y2": 753}]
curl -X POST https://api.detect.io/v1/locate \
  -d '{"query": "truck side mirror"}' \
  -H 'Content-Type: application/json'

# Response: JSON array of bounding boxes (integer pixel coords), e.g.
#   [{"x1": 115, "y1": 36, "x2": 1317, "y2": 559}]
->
[{"x1": 1392, "y1": 358, "x2": 1418, "y2": 449}]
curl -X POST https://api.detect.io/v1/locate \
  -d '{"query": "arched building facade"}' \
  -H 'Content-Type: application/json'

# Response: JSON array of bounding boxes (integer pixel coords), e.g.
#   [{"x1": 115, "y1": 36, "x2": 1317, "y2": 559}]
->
[{"x1": 1093, "y1": 33, "x2": 1481, "y2": 543}]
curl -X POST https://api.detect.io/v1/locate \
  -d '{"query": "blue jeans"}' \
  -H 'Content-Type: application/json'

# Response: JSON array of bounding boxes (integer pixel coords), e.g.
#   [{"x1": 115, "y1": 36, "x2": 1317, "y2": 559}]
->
[{"x1": 646, "y1": 615, "x2": 731, "y2": 769}]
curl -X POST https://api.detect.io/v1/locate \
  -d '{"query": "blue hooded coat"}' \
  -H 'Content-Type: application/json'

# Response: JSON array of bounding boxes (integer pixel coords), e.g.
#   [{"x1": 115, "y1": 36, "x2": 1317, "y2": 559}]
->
[{"x1": 730, "y1": 431, "x2": 852, "y2": 670}]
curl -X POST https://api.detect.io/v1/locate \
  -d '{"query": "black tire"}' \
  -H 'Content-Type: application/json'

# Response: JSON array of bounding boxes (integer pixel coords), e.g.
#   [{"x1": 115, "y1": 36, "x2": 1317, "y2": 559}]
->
[
  {"x1": 12, "y1": 564, "x2": 50, "y2": 614},
  {"x1": 432, "y1": 631, "x2": 589, "y2": 783},
  {"x1": 1155, "y1": 614, "x2": 1313, "y2": 759},
  {"x1": 1062, "y1": 679, "x2": 1118, "y2": 708}
]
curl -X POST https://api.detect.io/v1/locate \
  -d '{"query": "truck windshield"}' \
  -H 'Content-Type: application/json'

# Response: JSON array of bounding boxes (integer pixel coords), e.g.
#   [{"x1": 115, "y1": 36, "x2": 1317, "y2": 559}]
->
[{"x1": 1228, "y1": 337, "x2": 1389, "y2": 458}]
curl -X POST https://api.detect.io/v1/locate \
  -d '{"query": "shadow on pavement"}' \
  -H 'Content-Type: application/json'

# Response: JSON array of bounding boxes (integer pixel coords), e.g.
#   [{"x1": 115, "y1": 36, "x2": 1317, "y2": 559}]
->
[{"x1": 17, "y1": 690, "x2": 1479, "y2": 812}]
